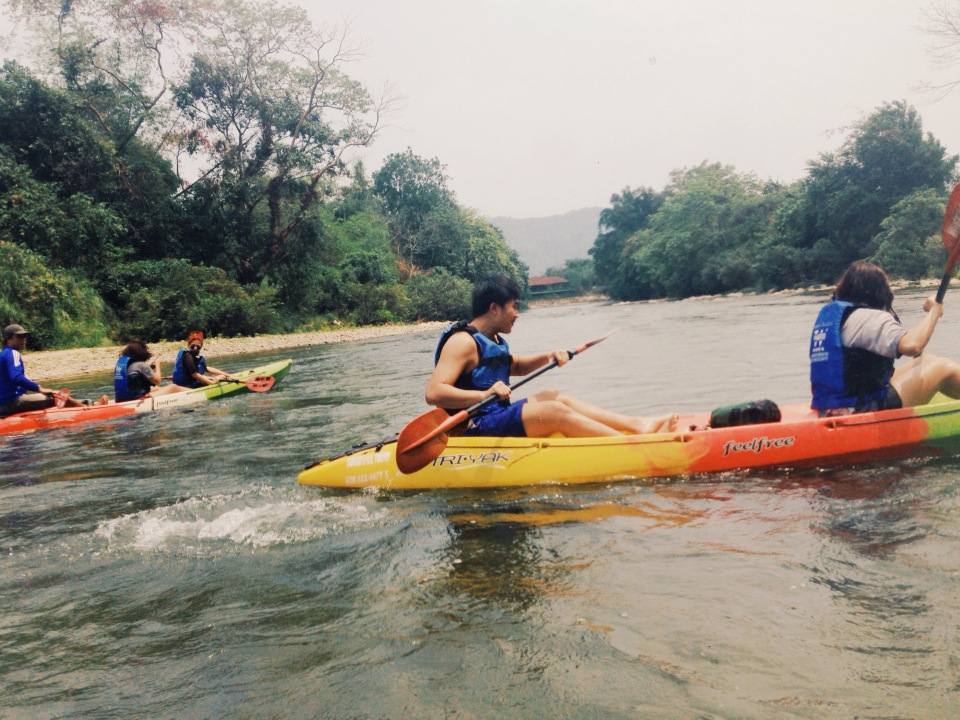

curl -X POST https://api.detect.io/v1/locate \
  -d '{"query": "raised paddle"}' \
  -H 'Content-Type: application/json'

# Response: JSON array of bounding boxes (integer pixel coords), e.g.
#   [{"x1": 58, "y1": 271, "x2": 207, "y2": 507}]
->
[
  {"x1": 935, "y1": 183, "x2": 960, "y2": 303},
  {"x1": 395, "y1": 333, "x2": 612, "y2": 474}
]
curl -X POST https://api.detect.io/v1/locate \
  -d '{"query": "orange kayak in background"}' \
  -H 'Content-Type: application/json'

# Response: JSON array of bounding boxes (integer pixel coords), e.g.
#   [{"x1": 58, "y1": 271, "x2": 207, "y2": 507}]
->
[
  {"x1": 298, "y1": 393, "x2": 960, "y2": 489},
  {"x1": 0, "y1": 359, "x2": 292, "y2": 436}
]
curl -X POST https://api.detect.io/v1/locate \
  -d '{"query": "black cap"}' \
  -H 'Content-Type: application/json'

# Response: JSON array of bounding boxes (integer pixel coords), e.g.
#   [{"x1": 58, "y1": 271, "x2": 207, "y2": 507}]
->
[{"x1": 2, "y1": 324, "x2": 28, "y2": 340}]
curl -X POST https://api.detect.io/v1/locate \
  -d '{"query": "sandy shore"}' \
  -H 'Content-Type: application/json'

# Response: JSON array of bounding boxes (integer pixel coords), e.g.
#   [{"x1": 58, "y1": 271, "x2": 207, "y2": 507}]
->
[{"x1": 25, "y1": 322, "x2": 446, "y2": 382}]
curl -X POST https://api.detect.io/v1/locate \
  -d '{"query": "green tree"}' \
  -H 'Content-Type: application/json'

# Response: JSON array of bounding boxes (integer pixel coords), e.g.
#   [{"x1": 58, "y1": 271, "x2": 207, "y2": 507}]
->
[
  {"x1": 173, "y1": 0, "x2": 384, "y2": 280},
  {"x1": 103, "y1": 259, "x2": 278, "y2": 340},
  {"x1": 546, "y1": 258, "x2": 595, "y2": 294},
  {"x1": 614, "y1": 164, "x2": 771, "y2": 299},
  {"x1": 782, "y1": 101, "x2": 956, "y2": 282},
  {"x1": 590, "y1": 187, "x2": 662, "y2": 290},
  {"x1": 0, "y1": 241, "x2": 111, "y2": 348},
  {"x1": 406, "y1": 268, "x2": 472, "y2": 321},
  {"x1": 870, "y1": 188, "x2": 947, "y2": 279},
  {"x1": 372, "y1": 148, "x2": 453, "y2": 260}
]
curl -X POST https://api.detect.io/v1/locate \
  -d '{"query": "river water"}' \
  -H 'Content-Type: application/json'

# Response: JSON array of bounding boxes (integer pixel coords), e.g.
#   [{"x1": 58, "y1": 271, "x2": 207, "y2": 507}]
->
[{"x1": 2, "y1": 288, "x2": 959, "y2": 719}]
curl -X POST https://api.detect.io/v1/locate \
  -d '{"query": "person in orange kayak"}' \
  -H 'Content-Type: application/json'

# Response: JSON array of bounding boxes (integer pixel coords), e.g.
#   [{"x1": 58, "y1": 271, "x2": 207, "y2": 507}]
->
[
  {"x1": 426, "y1": 276, "x2": 678, "y2": 437},
  {"x1": 0, "y1": 323, "x2": 85, "y2": 416},
  {"x1": 113, "y1": 340, "x2": 188, "y2": 402},
  {"x1": 810, "y1": 260, "x2": 960, "y2": 416},
  {"x1": 171, "y1": 330, "x2": 236, "y2": 388}
]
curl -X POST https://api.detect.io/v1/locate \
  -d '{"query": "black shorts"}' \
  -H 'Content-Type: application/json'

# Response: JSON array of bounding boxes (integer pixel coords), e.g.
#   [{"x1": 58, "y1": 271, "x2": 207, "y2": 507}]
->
[{"x1": 856, "y1": 385, "x2": 903, "y2": 413}]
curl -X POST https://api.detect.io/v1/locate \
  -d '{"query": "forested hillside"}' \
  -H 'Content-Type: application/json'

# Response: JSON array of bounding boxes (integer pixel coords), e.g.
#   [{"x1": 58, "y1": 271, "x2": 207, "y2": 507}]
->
[{"x1": 489, "y1": 207, "x2": 601, "y2": 275}]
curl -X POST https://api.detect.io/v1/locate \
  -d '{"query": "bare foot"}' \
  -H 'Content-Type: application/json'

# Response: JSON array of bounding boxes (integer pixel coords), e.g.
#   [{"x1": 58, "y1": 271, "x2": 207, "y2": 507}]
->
[
  {"x1": 633, "y1": 413, "x2": 679, "y2": 434},
  {"x1": 95, "y1": 395, "x2": 110, "y2": 406}
]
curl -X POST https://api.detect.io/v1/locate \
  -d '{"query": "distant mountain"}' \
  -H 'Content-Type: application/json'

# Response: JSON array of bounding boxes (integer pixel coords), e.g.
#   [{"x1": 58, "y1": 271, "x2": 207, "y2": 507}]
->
[{"x1": 488, "y1": 207, "x2": 601, "y2": 275}]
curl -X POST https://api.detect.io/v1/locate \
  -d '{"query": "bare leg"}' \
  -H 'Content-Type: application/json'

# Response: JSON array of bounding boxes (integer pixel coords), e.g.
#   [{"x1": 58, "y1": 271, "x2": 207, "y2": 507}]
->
[
  {"x1": 892, "y1": 354, "x2": 960, "y2": 407},
  {"x1": 521, "y1": 399, "x2": 622, "y2": 437},
  {"x1": 150, "y1": 384, "x2": 189, "y2": 396},
  {"x1": 529, "y1": 389, "x2": 678, "y2": 434}
]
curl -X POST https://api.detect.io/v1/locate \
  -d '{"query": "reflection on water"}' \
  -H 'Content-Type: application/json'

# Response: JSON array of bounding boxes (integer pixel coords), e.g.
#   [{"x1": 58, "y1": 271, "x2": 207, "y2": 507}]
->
[{"x1": 2, "y1": 292, "x2": 960, "y2": 716}]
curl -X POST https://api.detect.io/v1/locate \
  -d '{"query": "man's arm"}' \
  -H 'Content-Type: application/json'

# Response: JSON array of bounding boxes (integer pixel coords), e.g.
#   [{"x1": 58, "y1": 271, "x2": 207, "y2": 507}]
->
[
  {"x1": 425, "y1": 333, "x2": 505, "y2": 410},
  {"x1": 898, "y1": 299, "x2": 943, "y2": 357},
  {"x1": 3, "y1": 350, "x2": 44, "y2": 394},
  {"x1": 511, "y1": 350, "x2": 569, "y2": 376}
]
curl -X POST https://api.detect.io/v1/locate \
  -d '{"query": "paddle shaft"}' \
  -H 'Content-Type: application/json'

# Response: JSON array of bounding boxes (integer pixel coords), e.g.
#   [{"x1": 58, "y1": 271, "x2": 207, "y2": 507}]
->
[{"x1": 936, "y1": 243, "x2": 960, "y2": 304}]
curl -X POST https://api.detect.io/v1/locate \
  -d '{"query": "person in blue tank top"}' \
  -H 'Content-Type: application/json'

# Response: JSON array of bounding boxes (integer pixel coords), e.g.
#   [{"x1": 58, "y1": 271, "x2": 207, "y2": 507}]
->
[
  {"x1": 171, "y1": 330, "x2": 236, "y2": 389},
  {"x1": 810, "y1": 260, "x2": 960, "y2": 416},
  {"x1": 426, "y1": 276, "x2": 678, "y2": 438}
]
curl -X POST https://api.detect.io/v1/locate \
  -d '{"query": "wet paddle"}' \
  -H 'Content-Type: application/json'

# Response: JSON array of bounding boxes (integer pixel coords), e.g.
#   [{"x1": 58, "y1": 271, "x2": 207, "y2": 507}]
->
[
  {"x1": 240, "y1": 375, "x2": 275, "y2": 393},
  {"x1": 395, "y1": 333, "x2": 612, "y2": 474},
  {"x1": 162, "y1": 375, "x2": 275, "y2": 392},
  {"x1": 935, "y1": 183, "x2": 960, "y2": 303}
]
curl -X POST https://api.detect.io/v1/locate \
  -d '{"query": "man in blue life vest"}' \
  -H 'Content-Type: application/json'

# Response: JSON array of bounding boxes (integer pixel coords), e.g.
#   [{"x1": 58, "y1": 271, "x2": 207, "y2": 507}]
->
[
  {"x1": 0, "y1": 323, "x2": 84, "y2": 417},
  {"x1": 426, "y1": 276, "x2": 678, "y2": 438},
  {"x1": 171, "y1": 330, "x2": 235, "y2": 389}
]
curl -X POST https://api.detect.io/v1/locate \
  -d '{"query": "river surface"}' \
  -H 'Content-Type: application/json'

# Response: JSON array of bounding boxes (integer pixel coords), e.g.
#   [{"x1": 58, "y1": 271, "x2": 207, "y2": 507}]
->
[{"x1": 2, "y1": 289, "x2": 959, "y2": 719}]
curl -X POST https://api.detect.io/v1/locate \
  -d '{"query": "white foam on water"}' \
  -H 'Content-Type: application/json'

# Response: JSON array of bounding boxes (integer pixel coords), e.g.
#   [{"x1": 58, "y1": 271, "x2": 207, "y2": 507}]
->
[{"x1": 95, "y1": 487, "x2": 387, "y2": 553}]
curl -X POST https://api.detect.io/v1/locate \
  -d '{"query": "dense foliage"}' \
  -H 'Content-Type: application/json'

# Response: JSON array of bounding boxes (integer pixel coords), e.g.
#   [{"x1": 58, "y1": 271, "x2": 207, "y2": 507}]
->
[
  {"x1": 591, "y1": 101, "x2": 958, "y2": 299},
  {"x1": 0, "y1": 0, "x2": 526, "y2": 348}
]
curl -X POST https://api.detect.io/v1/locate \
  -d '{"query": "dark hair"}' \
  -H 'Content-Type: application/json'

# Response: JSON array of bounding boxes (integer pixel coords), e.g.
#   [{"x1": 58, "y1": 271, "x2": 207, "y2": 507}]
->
[
  {"x1": 122, "y1": 340, "x2": 151, "y2": 363},
  {"x1": 833, "y1": 261, "x2": 895, "y2": 312},
  {"x1": 472, "y1": 275, "x2": 521, "y2": 317}
]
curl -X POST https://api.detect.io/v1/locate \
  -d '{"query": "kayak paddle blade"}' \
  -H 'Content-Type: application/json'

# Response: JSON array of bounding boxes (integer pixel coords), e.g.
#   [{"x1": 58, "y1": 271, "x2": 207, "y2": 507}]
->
[
  {"x1": 943, "y1": 183, "x2": 960, "y2": 253},
  {"x1": 396, "y1": 407, "x2": 454, "y2": 474},
  {"x1": 244, "y1": 375, "x2": 275, "y2": 393}
]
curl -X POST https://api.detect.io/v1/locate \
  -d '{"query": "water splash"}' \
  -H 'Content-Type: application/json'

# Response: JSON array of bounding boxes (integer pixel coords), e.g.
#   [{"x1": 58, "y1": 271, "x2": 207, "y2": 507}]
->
[{"x1": 94, "y1": 486, "x2": 387, "y2": 553}]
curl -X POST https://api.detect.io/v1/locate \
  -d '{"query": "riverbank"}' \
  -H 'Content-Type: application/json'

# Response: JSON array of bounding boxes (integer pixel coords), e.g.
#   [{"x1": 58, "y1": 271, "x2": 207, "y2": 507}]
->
[{"x1": 26, "y1": 321, "x2": 446, "y2": 382}]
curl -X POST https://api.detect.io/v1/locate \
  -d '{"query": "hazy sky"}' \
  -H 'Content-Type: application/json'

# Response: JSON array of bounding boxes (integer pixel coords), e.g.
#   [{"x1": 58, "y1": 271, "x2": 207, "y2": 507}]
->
[{"x1": 3, "y1": 1, "x2": 959, "y2": 218}]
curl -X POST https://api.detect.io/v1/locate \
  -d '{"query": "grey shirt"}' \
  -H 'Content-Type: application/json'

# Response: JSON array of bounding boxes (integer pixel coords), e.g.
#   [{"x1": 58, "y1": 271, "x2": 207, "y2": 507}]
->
[
  {"x1": 126, "y1": 360, "x2": 155, "y2": 397},
  {"x1": 841, "y1": 308, "x2": 907, "y2": 359}
]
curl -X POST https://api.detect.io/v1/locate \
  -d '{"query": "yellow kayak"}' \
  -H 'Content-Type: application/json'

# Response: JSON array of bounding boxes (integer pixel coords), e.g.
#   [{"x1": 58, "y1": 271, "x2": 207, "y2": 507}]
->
[{"x1": 298, "y1": 395, "x2": 960, "y2": 490}]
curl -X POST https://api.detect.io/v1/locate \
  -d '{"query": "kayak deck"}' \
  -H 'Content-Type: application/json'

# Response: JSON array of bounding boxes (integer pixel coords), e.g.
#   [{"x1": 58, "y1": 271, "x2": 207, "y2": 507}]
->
[
  {"x1": 0, "y1": 359, "x2": 292, "y2": 436},
  {"x1": 298, "y1": 394, "x2": 960, "y2": 490}
]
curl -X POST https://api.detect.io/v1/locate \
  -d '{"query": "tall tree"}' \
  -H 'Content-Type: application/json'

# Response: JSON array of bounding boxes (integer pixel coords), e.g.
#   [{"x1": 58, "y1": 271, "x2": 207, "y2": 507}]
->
[
  {"x1": 372, "y1": 148, "x2": 453, "y2": 260},
  {"x1": 589, "y1": 187, "x2": 662, "y2": 289},
  {"x1": 173, "y1": 0, "x2": 385, "y2": 280}
]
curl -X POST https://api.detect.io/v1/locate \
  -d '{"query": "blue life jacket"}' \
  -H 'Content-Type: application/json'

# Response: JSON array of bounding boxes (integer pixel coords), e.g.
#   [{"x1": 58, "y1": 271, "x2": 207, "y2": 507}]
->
[
  {"x1": 435, "y1": 321, "x2": 512, "y2": 415},
  {"x1": 810, "y1": 300, "x2": 894, "y2": 412},
  {"x1": 172, "y1": 348, "x2": 207, "y2": 388},
  {"x1": 114, "y1": 355, "x2": 138, "y2": 402}
]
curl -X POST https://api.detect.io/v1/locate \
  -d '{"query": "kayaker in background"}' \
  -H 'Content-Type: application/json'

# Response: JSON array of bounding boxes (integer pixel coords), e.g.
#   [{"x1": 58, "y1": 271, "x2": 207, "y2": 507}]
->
[
  {"x1": 426, "y1": 276, "x2": 678, "y2": 437},
  {"x1": 810, "y1": 260, "x2": 960, "y2": 416},
  {"x1": 172, "y1": 330, "x2": 236, "y2": 388},
  {"x1": 0, "y1": 323, "x2": 84, "y2": 416},
  {"x1": 114, "y1": 340, "x2": 188, "y2": 402}
]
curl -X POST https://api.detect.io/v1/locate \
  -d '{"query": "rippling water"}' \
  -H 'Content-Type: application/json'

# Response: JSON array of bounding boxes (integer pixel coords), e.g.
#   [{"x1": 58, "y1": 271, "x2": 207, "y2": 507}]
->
[{"x1": 2, "y1": 289, "x2": 959, "y2": 718}]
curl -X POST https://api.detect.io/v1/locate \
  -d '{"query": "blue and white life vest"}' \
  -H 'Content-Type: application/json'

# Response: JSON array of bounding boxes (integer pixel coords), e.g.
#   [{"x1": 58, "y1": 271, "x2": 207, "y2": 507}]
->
[
  {"x1": 810, "y1": 300, "x2": 894, "y2": 412},
  {"x1": 435, "y1": 322, "x2": 512, "y2": 413},
  {"x1": 113, "y1": 355, "x2": 144, "y2": 402},
  {"x1": 172, "y1": 348, "x2": 207, "y2": 388}
]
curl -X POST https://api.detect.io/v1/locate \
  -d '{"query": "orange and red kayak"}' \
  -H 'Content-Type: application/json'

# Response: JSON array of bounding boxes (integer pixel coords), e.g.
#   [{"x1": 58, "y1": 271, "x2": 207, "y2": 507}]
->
[
  {"x1": 0, "y1": 359, "x2": 291, "y2": 436},
  {"x1": 298, "y1": 393, "x2": 960, "y2": 489}
]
